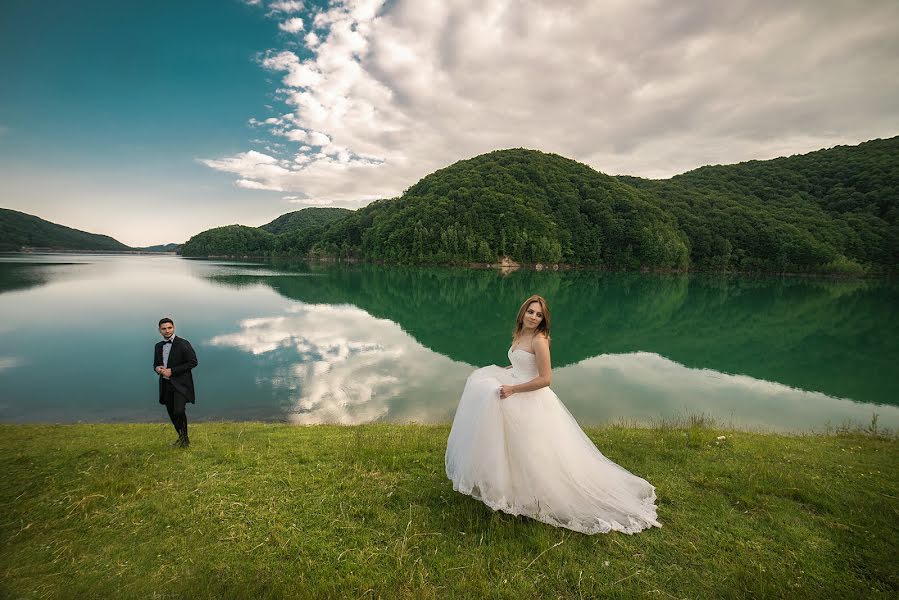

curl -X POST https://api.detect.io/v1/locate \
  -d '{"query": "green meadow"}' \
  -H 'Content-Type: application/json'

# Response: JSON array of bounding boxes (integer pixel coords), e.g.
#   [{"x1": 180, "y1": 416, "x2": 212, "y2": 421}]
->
[{"x1": 1, "y1": 422, "x2": 896, "y2": 599}]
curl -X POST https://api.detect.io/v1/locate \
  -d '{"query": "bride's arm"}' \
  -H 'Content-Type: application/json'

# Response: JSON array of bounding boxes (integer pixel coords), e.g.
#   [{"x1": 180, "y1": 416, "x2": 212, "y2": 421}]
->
[{"x1": 500, "y1": 336, "x2": 551, "y2": 398}]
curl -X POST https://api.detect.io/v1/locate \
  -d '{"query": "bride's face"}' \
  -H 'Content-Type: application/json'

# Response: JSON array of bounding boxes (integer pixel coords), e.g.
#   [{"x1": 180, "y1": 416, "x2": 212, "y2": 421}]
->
[{"x1": 522, "y1": 302, "x2": 544, "y2": 331}]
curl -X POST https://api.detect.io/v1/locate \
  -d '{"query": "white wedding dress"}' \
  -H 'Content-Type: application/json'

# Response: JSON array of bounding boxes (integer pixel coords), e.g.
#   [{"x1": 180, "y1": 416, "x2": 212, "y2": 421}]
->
[{"x1": 445, "y1": 348, "x2": 661, "y2": 534}]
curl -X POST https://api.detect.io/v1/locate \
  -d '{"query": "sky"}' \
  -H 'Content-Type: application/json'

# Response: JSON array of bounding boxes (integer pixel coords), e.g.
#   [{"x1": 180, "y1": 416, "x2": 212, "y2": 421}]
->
[{"x1": 1, "y1": 0, "x2": 897, "y2": 246}]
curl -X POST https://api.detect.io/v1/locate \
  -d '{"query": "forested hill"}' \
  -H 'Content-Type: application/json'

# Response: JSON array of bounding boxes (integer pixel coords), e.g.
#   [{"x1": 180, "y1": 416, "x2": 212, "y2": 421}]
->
[
  {"x1": 352, "y1": 149, "x2": 691, "y2": 268},
  {"x1": 181, "y1": 137, "x2": 898, "y2": 274},
  {"x1": 620, "y1": 136, "x2": 898, "y2": 272},
  {"x1": 180, "y1": 206, "x2": 351, "y2": 257},
  {"x1": 0, "y1": 208, "x2": 131, "y2": 252},
  {"x1": 260, "y1": 207, "x2": 352, "y2": 235}
]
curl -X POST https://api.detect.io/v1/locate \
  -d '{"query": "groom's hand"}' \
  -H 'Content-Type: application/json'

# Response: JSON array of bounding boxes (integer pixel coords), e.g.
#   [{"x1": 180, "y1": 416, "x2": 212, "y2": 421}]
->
[{"x1": 162, "y1": 368, "x2": 173, "y2": 378}]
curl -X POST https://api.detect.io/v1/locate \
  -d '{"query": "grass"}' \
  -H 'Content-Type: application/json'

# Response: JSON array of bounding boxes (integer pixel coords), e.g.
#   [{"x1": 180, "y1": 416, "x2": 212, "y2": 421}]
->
[{"x1": 0, "y1": 422, "x2": 896, "y2": 599}]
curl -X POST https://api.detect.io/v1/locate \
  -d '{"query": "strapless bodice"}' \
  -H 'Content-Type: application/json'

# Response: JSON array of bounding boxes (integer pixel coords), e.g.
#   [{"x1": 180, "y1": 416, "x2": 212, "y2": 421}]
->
[{"x1": 508, "y1": 347, "x2": 539, "y2": 379}]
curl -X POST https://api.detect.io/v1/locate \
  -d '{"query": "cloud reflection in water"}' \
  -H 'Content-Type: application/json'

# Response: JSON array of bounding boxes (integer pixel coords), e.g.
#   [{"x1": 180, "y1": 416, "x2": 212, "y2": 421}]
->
[
  {"x1": 554, "y1": 352, "x2": 899, "y2": 430},
  {"x1": 0, "y1": 356, "x2": 24, "y2": 372},
  {"x1": 208, "y1": 304, "x2": 470, "y2": 424}
]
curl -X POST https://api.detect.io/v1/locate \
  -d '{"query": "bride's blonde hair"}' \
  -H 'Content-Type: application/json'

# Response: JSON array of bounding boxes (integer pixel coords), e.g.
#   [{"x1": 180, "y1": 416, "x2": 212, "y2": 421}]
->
[{"x1": 513, "y1": 295, "x2": 551, "y2": 343}]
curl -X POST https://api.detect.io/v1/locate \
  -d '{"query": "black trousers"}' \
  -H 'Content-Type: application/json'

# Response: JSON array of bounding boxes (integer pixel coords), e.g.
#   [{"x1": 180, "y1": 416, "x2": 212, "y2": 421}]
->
[{"x1": 161, "y1": 379, "x2": 188, "y2": 439}]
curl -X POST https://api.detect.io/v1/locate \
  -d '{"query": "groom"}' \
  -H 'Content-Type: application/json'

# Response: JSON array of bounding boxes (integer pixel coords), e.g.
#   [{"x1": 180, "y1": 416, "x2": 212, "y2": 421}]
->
[{"x1": 154, "y1": 317, "x2": 198, "y2": 447}]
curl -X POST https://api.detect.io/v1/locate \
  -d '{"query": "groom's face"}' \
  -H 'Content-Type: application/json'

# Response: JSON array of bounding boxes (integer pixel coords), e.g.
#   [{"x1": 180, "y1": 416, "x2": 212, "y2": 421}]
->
[{"x1": 159, "y1": 322, "x2": 175, "y2": 339}]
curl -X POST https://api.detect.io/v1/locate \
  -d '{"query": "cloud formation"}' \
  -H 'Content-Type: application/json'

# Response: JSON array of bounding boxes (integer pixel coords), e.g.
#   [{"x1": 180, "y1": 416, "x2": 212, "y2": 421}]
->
[
  {"x1": 269, "y1": 1, "x2": 304, "y2": 13},
  {"x1": 205, "y1": 0, "x2": 899, "y2": 204},
  {"x1": 284, "y1": 196, "x2": 333, "y2": 205},
  {"x1": 278, "y1": 17, "x2": 305, "y2": 33}
]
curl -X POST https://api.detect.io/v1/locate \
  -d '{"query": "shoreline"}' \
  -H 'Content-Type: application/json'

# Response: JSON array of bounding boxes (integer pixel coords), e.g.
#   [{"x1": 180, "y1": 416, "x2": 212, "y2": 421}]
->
[
  {"x1": 183, "y1": 253, "x2": 894, "y2": 279},
  {"x1": 7, "y1": 248, "x2": 178, "y2": 255},
  {"x1": 6, "y1": 250, "x2": 892, "y2": 278}
]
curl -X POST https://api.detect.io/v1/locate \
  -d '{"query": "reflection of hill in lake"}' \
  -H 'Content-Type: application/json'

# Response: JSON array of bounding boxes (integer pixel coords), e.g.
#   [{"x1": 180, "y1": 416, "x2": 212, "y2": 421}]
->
[
  {"x1": 207, "y1": 263, "x2": 898, "y2": 406},
  {"x1": 0, "y1": 262, "x2": 83, "y2": 295}
]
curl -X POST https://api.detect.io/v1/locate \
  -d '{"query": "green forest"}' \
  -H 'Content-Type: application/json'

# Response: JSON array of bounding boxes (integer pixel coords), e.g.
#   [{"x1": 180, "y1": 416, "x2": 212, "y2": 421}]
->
[
  {"x1": 180, "y1": 137, "x2": 898, "y2": 274},
  {"x1": 178, "y1": 207, "x2": 351, "y2": 258},
  {"x1": 259, "y1": 206, "x2": 352, "y2": 235}
]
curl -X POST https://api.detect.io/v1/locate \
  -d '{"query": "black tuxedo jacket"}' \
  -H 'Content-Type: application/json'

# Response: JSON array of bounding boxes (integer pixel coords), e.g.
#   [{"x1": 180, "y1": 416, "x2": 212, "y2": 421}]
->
[{"x1": 154, "y1": 336, "x2": 198, "y2": 404}]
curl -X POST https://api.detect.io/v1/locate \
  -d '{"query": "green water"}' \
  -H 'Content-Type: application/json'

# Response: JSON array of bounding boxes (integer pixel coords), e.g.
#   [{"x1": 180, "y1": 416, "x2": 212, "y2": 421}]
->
[{"x1": 1, "y1": 254, "x2": 896, "y2": 430}]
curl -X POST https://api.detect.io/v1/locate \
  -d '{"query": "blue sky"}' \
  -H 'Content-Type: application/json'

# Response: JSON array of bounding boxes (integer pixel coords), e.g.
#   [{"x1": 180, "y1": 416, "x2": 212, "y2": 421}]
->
[
  {"x1": 1, "y1": 0, "x2": 897, "y2": 246},
  {"x1": 0, "y1": 1, "x2": 295, "y2": 245}
]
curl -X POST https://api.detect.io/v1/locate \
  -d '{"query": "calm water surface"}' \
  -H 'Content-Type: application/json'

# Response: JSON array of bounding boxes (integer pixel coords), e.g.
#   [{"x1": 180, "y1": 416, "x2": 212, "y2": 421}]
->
[{"x1": 1, "y1": 254, "x2": 897, "y2": 431}]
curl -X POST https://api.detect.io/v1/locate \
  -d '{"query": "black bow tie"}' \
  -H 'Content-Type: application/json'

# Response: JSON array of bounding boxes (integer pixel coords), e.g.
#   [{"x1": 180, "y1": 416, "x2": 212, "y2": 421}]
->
[{"x1": 163, "y1": 340, "x2": 173, "y2": 344}]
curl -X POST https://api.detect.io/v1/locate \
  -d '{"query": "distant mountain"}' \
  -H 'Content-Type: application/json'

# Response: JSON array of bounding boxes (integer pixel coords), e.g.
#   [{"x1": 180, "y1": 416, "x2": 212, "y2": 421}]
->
[
  {"x1": 180, "y1": 207, "x2": 351, "y2": 257},
  {"x1": 135, "y1": 243, "x2": 180, "y2": 253},
  {"x1": 260, "y1": 207, "x2": 352, "y2": 235},
  {"x1": 180, "y1": 225, "x2": 275, "y2": 257},
  {"x1": 0, "y1": 208, "x2": 131, "y2": 252}
]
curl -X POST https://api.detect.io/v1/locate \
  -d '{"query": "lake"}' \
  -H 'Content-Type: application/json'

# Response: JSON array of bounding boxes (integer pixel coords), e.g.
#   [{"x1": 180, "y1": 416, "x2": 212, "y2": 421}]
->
[{"x1": 1, "y1": 253, "x2": 897, "y2": 431}]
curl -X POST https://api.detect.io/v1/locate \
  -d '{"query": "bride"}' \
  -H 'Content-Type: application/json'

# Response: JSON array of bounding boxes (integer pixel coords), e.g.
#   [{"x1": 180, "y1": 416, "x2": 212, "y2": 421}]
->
[{"x1": 445, "y1": 295, "x2": 661, "y2": 534}]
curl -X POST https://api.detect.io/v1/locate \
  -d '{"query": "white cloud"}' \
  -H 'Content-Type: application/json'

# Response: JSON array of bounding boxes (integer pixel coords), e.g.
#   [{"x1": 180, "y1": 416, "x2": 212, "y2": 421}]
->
[
  {"x1": 287, "y1": 198, "x2": 334, "y2": 205},
  {"x1": 260, "y1": 49, "x2": 298, "y2": 71},
  {"x1": 278, "y1": 17, "x2": 305, "y2": 33},
  {"x1": 261, "y1": 50, "x2": 322, "y2": 87},
  {"x1": 236, "y1": 178, "x2": 285, "y2": 191},
  {"x1": 269, "y1": 1, "x2": 304, "y2": 13},
  {"x1": 201, "y1": 149, "x2": 279, "y2": 169},
  {"x1": 208, "y1": 0, "x2": 899, "y2": 205},
  {"x1": 198, "y1": 150, "x2": 291, "y2": 192},
  {"x1": 307, "y1": 130, "x2": 330, "y2": 146},
  {"x1": 283, "y1": 129, "x2": 308, "y2": 142}
]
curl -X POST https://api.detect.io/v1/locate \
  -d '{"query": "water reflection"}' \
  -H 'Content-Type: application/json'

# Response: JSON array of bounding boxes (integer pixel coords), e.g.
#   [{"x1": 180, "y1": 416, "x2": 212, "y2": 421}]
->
[
  {"x1": 553, "y1": 353, "x2": 893, "y2": 431},
  {"x1": 0, "y1": 259, "x2": 87, "y2": 295},
  {"x1": 207, "y1": 262, "x2": 899, "y2": 407},
  {"x1": 2, "y1": 254, "x2": 897, "y2": 429},
  {"x1": 208, "y1": 303, "x2": 471, "y2": 424},
  {"x1": 0, "y1": 356, "x2": 25, "y2": 372},
  {"x1": 207, "y1": 301, "x2": 899, "y2": 430}
]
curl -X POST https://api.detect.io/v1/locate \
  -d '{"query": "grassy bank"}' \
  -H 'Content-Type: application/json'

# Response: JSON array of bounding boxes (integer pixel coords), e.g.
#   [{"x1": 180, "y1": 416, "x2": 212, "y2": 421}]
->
[{"x1": 1, "y1": 423, "x2": 896, "y2": 599}]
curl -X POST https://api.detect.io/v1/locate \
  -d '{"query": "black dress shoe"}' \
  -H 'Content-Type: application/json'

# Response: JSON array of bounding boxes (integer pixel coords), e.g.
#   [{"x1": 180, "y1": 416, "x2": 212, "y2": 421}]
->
[{"x1": 179, "y1": 437, "x2": 191, "y2": 448}]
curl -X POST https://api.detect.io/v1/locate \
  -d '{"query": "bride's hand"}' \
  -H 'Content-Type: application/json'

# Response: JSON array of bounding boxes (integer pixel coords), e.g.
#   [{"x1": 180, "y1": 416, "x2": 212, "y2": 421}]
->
[{"x1": 499, "y1": 385, "x2": 515, "y2": 399}]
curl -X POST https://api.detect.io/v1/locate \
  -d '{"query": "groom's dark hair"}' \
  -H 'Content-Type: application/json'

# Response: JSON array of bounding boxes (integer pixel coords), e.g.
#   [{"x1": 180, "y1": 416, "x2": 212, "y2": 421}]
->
[{"x1": 158, "y1": 317, "x2": 174, "y2": 327}]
